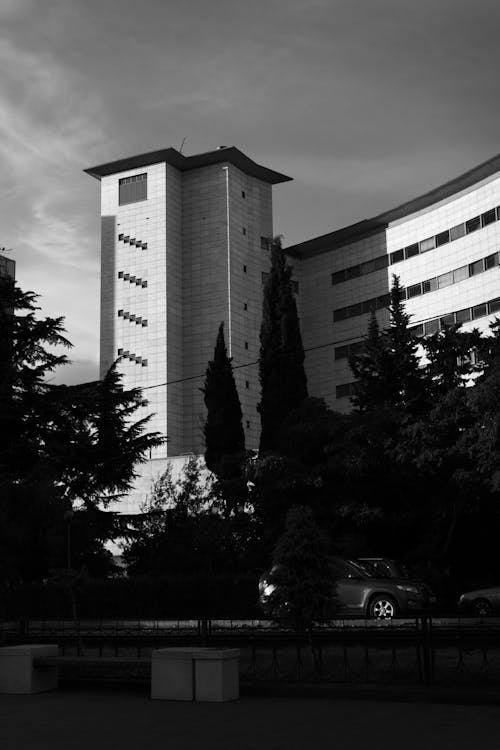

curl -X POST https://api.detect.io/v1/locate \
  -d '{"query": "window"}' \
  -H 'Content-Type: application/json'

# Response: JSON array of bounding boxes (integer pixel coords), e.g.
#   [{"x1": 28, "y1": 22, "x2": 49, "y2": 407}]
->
[
  {"x1": 350, "y1": 341, "x2": 365, "y2": 356},
  {"x1": 407, "y1": 283, "x2": 422, "y2": 298},
  {"x1": 411, "y1": 324, "x2": 424, "y2": 337},
  {"x1": 405, "y1": 244, "x2": 419, "y2": 259},
  {"x1": 117, "y1": 348, "x2": 123, "y2": 355},
  {"x1": 489, "y1": 298, "x2": 500, "y2": 313},
  {"x1": 243, "y1": 265, "x2": 247, "y2": 273},
  {"x1": 142, "y1": 320, "x2": 148, "y2": 327},
  {"x1": 422, "y1": 278, "x2": 438, "y2": 293},
  {"x1": 376, "y1": 294, "x2": 391, "y2": 309},
  {"x1": 469, "y1": 259, "x2": 484, "y2": 276},
  {"x1": 118, "y1": 271, "x2": 123, "y2": 278},
  {"x1": 244, "y1": 302, "x2": 248, "y2": 310},
  {"x1": 242, "y1": 227, "x2": 246, "y2": 235},
  {"x1": 472, "y1": 303, "x2": 487, "y2": 319},
  {"x1": 453, "y1": 265, "x2": 469, "y2": 283},
  {"x1": 334, "y1": 308, "x2": 348, "y2": 322},
  {"x1": 335, "y1": 345, "x2": 349, "y2": 360},
  {"x1": 466, "y1": 216, "x2": 481, "y2": 234},
  {"x1": 482, "y1": 208, "x2": 496, "y2": 227},
  {"x1": 242, "y1": 191, "x2": 246, "y2": 198},
  {"x1": 362, "y1": 298, "x2": 377, "y2": 314},
  {"x1": 361, "y1": 259, "x2": 376, "y2": 274},
  {"x1": 142, "y1": 359, "x2": 148, "y2": 367},
  {"x1": 141, "y1": 242, "x2": 148, "y2": 250},
  {"x1": 244, "y1": 341, "x2": 248, "y2": 350},
  {"x1": 424, "y1": 319, "x2": 440, "y2": 335},
  {"x1": 485, "y1": 252, "x2": 499, "y2": 270},
  {"x1": 450, "y1": 223, "x2": 465, "y2": 241},
  {"x1": 455, "y1": 308, "x2": 471, "y2": 324},
  {"x1": 419, "y1": 236, "x2": 436, "y2": 253},
  {"x1": 260, "y1": 236, "x2": 270, "y2": 250},
  {"x1": 345, "y1": 265, "x2": 361, "y2": 281},
  {"x1": 245, "y1": 381, "x2": 249, "y2": 389},
  {"x1": 118, "y1": 233, "x2": 124, "y2": 241},
  {"x1": 142, "y1": 281, "x2": 148, "y2": 288},
  {"x1": 440, "y1": 314, "x2": 455, "y2": 328},
  {"x1": 119, "y1": 173, "x2": 147, "y2": 205},
  {"x1": 435, "y1": 230, "x2": 450, "y2": 247},
  {"x1": 347, "y1": 302, "x2": 362, "y2": 317},
  {"x1": 332, "y1": 270, "x2": 346, "y2": 285},
  {"x1": 390, "y1": 249, "x2": 404, "y2": 264},
  {"x1": 261, "y1": 271, "x2": 269, "y2": 285},
  {"x1": 118, "y1": 309, "x2": 123, "y2": 317},
  {"x1": 246, "y1": 420, "x2": 250, "y2": 428},
  {"x1": 437, "y1": 272, "x2": 453, "y2": 289}
]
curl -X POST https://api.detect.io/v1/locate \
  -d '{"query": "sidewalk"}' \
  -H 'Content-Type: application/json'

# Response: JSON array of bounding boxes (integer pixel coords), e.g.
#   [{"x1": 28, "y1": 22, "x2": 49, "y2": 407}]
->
[{"x1": 2, "y1": 687, "x2": 500, "y2": 750}]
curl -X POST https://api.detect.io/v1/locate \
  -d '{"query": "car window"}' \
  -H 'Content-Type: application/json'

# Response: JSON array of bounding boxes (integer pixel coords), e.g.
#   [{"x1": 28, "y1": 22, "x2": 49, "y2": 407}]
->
[{"x1": 331, "y1": 559, "x2": 368, "y2": 578}]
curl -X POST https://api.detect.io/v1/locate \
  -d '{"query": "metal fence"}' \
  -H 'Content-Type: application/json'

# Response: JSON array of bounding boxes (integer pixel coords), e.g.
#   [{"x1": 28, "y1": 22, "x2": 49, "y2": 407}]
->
[{"x1": 2, "y1": 616, "x2": 500, "y2": 686}]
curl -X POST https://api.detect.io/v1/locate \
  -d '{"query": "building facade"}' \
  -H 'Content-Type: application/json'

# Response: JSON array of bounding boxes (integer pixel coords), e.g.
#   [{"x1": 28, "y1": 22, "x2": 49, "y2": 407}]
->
[
  {"x1": 87, "y1": 147, "x2": 500, "y2": 511},
  {"x1": 85, "y1": 147, "x2": 290, "y2": 511},
  {"x1": 289, "y1": 154, "x2": 500, "y2": 411}
]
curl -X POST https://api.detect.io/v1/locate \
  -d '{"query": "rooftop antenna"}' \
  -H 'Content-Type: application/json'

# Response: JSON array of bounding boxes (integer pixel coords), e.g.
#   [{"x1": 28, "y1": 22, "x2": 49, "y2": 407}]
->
[{"x1": 179, "y1": 137, "x2": 186, "y2": 154}]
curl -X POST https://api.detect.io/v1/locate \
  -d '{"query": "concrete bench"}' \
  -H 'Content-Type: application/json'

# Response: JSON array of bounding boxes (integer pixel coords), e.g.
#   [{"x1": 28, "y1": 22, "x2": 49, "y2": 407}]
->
[
  {"x1": 0, "y1": 645, "x2": 240, "y2": 701},
  {"x1": 152, "y1": 647, "x2": 240, "y2": 702}
]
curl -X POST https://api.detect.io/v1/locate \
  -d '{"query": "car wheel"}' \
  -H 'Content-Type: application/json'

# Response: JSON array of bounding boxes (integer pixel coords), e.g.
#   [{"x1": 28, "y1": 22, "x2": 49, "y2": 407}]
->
[
  {"x1": 472, "y1": 598, "x2": 493, "y2": 617},
  {"x1": 369, "y1": 595, "x2": 398, "y2": 619}
]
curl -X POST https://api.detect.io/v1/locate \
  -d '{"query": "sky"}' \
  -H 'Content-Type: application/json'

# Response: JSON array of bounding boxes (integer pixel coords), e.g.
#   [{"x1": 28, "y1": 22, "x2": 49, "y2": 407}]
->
[{"x1": 2, "y1": 0, "x2": 500, "y2": 384}]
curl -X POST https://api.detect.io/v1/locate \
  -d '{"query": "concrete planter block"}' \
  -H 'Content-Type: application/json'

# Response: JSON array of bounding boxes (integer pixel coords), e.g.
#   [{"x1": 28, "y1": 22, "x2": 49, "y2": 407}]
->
[
  {"x1": 194, "y1": 648, "x2": 240, "y2": 702},
  {"x1": 0, "y1": 645, "x2": 59, "y2": 694},
  {"x1": 151, "y1": 647, "x2": 240, "y2": 702}
]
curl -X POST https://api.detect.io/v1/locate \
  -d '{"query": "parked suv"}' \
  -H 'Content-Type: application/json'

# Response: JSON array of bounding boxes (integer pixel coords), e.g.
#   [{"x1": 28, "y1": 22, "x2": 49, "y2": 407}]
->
[{"x1": 259, "y1": 557, "x2": 435, "y2": 619}]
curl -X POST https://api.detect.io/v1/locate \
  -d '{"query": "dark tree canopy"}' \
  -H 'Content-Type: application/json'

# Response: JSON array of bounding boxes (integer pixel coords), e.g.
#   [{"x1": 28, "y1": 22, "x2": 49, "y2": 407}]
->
[
  {"x1": 202, "y1": 322, "x2": 245, "y2": 477},
  {"x1": 258, "y1": 237, "x2": 308, "y2": 452},
  {"x1": 0, "y1": 278, "x2": 165, "y2": 583}
]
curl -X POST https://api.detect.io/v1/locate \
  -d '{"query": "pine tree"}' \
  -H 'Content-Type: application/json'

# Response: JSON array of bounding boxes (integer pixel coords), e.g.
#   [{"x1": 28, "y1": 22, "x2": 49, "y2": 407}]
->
[
  {"x1": 258, "y1": 237, "x2": 308, "y2": 452},
  {"x1": 349, "y1": 275, "x2": 422, "y2": 411},
  {"x1": 202, "y1": 322, "x2": 245, "y2": 477},
  {"x1": 349, "y1": 311, "x2": 390, "y2": 410}
]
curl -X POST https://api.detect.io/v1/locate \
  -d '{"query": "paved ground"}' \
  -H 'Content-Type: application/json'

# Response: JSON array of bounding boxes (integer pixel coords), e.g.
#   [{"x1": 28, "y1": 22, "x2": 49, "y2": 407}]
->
[{"x1": 2, "y1": 688, "x2": 500, "y2": 750}]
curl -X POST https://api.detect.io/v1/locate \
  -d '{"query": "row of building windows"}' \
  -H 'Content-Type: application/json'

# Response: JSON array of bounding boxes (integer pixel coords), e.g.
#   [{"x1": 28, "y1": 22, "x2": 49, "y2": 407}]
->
[
  {"x1": 118, "y1": 173, "x2": 147, "y2": 206},
  {"x1": 118, "y1": 233, "x2": 148, "y2": 250},
  {"x1": 410, "y1": 295, "x2": 500, "y2": 336},
  {"x1": 118, "y1": 309, "x2": 148, "y2": 326},
  {"x1": 331, "y1": 204, "x2": 500, "y2": 286},
  {"x1": 334, "y1": 294, "x2": 500, "y2": 362},
  {"x1": 117, "y1": 348, "x2": 148, "y2": 366},
  {"x1": 333, "y1": 250, "x2": 499, "y2": 322},
  {"x1": 405, "y1": 250, "x2": 499, "y2": 299},
  {"x1": 118, "y1": 271, "x2": 148, "y2": 288}
]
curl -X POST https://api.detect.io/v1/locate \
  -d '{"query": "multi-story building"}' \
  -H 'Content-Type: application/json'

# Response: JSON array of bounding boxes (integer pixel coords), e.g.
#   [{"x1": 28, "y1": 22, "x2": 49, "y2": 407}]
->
[
  {"x1": 0, "y1": 254, "x2": 15, "y2": 280},
  {"x1": 85, "y1": 146, "x2": 290, "y2": 511},
  {"x1": 87, "y1": 147, "x2": 500, "y2": 511},
  {"x1": 288, "y1": 153, "x2": 500, "y2": 411}
]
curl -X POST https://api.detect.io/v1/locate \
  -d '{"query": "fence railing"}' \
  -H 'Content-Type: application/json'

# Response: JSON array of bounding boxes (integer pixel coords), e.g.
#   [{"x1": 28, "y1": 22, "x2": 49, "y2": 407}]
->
[{"x1": 2, "y1": 616, "x2": 500, "y2": 686}]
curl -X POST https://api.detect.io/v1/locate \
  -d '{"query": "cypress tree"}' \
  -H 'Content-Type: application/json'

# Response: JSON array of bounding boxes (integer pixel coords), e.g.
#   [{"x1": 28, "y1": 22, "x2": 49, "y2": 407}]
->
[
  {"x1": 202, "y1": 322, "x2": 245, "y2": 476},
  {"x1": 349, "y1": 311, "x2": 390, "y2": 410},
  {"x1": 258, "y1": 237, "x2": 308, "y2": 452}
]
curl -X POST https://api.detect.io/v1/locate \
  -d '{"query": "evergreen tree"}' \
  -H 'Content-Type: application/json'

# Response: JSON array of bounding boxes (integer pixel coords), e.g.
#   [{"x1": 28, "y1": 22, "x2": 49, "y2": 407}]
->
[
  {"x1": 258, "y1": 237, "x2": 308, "y2": 452},
  {"x1": 266, "y1": 505, "x2": 338, "y2": 630},
  {"x1": 349, "y1": 275, "x2": 422, "y2": 411},
  {"x1": 0, "y1": 278, "x2": 165, "y2": 582},
  {"x1": 202, "y1": 322, "x2": 245, "y2": 477},
  {"x1": 349, "y1": 311, "x2": 390, "y2": 410}
]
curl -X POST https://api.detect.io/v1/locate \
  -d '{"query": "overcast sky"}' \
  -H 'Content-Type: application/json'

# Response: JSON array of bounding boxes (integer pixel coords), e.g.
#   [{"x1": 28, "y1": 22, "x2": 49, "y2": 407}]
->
[{"x1": 2, "y1": 0, "x2": 500, "y2": 384}]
